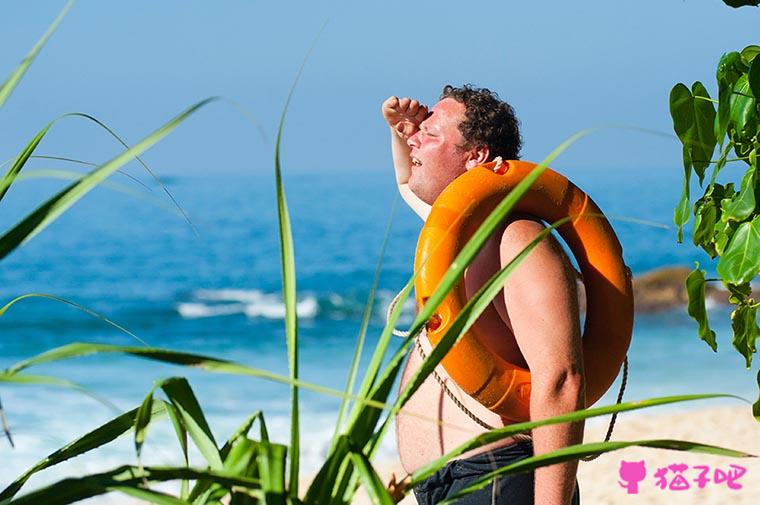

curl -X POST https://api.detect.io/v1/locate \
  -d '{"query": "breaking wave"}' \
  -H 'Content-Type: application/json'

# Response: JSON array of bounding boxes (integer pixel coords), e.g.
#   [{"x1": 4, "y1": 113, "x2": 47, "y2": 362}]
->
[{"x1": 175, "y1": 288, "x2": 416, "y2": 324}]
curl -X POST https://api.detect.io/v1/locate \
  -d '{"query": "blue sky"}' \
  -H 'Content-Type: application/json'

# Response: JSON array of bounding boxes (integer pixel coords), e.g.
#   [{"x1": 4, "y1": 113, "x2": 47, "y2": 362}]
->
[{"x1": 1, "y1": 1, "x2": 757, "y2": 176}]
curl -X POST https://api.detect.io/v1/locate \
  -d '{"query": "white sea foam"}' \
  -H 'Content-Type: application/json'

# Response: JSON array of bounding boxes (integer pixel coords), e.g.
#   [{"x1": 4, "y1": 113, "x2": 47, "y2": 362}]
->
[
  {"x1": 176, "y1": 302, "x2": 246, "y2": 318},
  {"x1": 176, "y1": 287, "x2": 420, "y2": 322},
  {"x1": 244, "y1": 296, "x2": 318, "y2": 319},
  {"x1": 176, "y1": 289, "x2": 319, "y2": 319}
]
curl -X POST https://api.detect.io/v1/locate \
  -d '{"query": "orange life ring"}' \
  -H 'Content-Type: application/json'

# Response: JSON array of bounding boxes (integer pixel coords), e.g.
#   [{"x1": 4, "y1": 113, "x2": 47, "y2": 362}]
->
[{"x1": 414, "y1": 159, "x2": 633, "y2": 422}]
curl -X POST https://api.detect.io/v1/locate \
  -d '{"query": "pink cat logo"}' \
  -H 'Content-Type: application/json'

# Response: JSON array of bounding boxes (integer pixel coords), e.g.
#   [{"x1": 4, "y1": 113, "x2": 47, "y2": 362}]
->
[{"x1": 619, "y1": 460, "x2": 647, "y2": 494}]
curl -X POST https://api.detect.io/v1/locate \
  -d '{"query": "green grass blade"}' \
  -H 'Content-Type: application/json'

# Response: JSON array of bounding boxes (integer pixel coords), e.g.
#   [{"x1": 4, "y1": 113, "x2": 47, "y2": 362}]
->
[
  {"x1": 409, "y1": 392, "x2": 748, "y2": 485},
  {"x1": 307, "y1": 281, "x2": 416, "y2": 503},
  {"x1": 272, "y1": 27, "x2": 325, "y2": 495},
  {"x1": 0, "y1": 122, "x2": 52, "y2": 202},
  {"x1": 0, "y1": 400, "x2": 168, "y2": 501},
  {"x1": 349, "y1": 449, "x2": 395, "y2": 505},
  {"x1": 2, "y1": 342, "x2": 398, "y2": 419},
  {"x1": 68, "y1": 112, "x2": 198, "y2": 236},
  {"x1": 163, "y1": 401, "x2": 190, "y2": 499},
  {"x1": 2, "y1": 465, "x2": 262, "y2": 505},
  {"x1": 15, "y1": 168, "x2": 183, "y2": 216},
  {"x1": 190, "y1": 427, "x2": 266, "y2": 504},
  {"x1": 0, "y1": 98, "x2": 216, "y2": 261},
  {"x1": 437, "y1": 438, "x2": 755, "y2": 505},
  {"x1": 331, "y1": 197, "x2": 398, "y2": 447},
  {"x1": 188, "y1": 436, "x2": 262, "y2": 505},
  {"x1": 160, "y1": 377, "x2": 223, "y2": 470},
  {"x1": 0, "y1": 0, "x2": 72, "y2": 109},
  {"x1": 25, "y1": 156, "x2": 153, "y2": 191},
  {"x1": 0, "y1": 372, "x2": 119, "y2": 414},
  {"x1": 273, "y1": 48, "x2": 313, "y2": 502},
  {"x1": 256, "y1": 442, "x2": 287, "y2": 505},
  {"x1": 0, "y1": 395, "x2": 12, "y2": 448},
  {"x1": 304, "y1": 436, "x2": 352, "y2": 504},
  {"x1": 107, "y1": 486, "x2": 190, "y2": 505},
  {"x1": 0, "y1": 114, "x2": 141, "y2": 204},
  {"x1": 304, "y1": 280, "x2": 415, "y2": 503},
  {"x1": 0, "y1": 112, "x2": 194, "y2": 232},
  {"x1": 0, "y1": 293, "x2": 149, "y2": 346}
]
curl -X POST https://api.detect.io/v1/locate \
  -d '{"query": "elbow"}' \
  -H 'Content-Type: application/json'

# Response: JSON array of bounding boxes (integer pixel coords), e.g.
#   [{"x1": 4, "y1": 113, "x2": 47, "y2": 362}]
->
[{"x1": 535, "y1": 366, "x2": 586, "y2": 399}]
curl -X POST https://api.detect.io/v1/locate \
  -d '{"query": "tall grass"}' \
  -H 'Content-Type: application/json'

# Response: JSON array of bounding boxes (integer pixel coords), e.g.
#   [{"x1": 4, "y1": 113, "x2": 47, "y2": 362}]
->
[{"x1": 0, "y1": 3, "x2": 755, "y2": 504}]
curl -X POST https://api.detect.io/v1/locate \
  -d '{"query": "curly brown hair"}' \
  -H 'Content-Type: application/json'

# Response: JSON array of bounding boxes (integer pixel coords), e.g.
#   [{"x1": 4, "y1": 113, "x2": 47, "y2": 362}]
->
[{"x1": 440, "y1": 84, "x2": 522, "y2": 160}]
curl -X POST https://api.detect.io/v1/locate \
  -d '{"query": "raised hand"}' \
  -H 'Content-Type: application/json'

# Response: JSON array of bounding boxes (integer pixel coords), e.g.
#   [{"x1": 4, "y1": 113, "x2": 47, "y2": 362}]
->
[{"x1": 382, "y1": 96, "x2": 429, "y2": 140}]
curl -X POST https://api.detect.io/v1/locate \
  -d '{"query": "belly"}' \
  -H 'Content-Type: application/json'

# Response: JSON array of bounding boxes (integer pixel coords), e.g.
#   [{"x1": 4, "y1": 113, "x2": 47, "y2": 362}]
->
[
  {"x1": 396, "y1": 333, "x2": 521, "y2": 473},
  {"x1": 396, "y1": 219, "x2": 531, "y2": 472}
]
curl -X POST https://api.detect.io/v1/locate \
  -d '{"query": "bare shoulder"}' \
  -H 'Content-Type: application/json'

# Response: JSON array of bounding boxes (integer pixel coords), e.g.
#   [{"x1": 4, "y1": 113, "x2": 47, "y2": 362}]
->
[
  {"x1": 498, "y1": 213, "x2": 576, "y2": 294},
  {"x1": 498, "y1": 213, "x2": 564, "y2": 261}
]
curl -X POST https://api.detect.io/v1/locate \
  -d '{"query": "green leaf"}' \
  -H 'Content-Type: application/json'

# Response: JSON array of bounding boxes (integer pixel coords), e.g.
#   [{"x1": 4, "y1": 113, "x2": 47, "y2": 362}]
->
[
  {"x1": 160, "y1": 378, "x2": 223, "y2": 471},
  {"x1": 349, "y1": 449, "x2": 395, "y2": 505},
  {"x1": 674, "y1": 145, "x2": 692, "y2": 243},
  {"x1": 714, "y1": 217, "x2": 739, "y2": 255},
  {"x1": 255, "y1": 442, "x2": 287, "y2": 505},
  {"x1": 721, "y1": 164, "x2": 757, "y2": 222},
  {"x1": 436, "y1": 436, "x2": 754, "y2": 505},
  {"x1": 741, "y1": 45, "x2": 760, "y2": 65},
  {"x1": 692, "y1": 198, "x2": 717, "y2": 252},
  {"x1": 4, "y1": 465, "x2": 262, "y2": 505},
  {"x1": 0, "y1": 125, "x2": 51, "y2": 203},
  {"x1": 726, "y1": 282, "x2": 752, "y2": 304},
  {"x1": 0, "y1": 401, "x2": 168, "y2": 501},
  {"x1": 106, "y1": 487, "x2": 189, "y2": 505},
  {"x1": 187, "y1": 412, "x2": 268, "y2": 503},
  {"x1": 0, "y1": 373, "x2": 119, "y2": 413},
  {"x1": 409, "y1": 393, "x2": 748, "y2": 487},
  {"x1": 731, "y1": 303, "x2": 759, "y2": 368},
  {"x1": 134, "y1": 389, "x2": 155, "y2": 462},
  {"x1": 717, "y1": 214, "x2": 760, "y2": 284},
  {"x1": 686, "y1": 264, "x2": 718, "y2": 351},
  {"x1": 164, "y1": 402, "x2": 190, "y2": 499},
  {"x1": 669, "y1": 82, "x2": 717, "y2": 184},
  {"x1": 749, "y1": 56, "x2": 760, "y2": 101},
  {"x1": 332, "y1": 199, "x2": 396, "y2": 449},
  {"x1": 0, "y1": 1, "x2": 72, "y2": 109},
  {"x1": 729, "y1": 75, "x2": 756, "y2": 135},
  {"x1": 270, "y1": 34, "x2": 322, "y2": 496},
  {"x1": 722, "y1": 0, "x2": 760, "y2": 7},
  {"x1": 2, "y1": 342, "x2": 393, "y2": 420},
  {"x1": 716, "y1": 52, "x2": 747, "y2": 143},
  {"x1": 0, "y1": 292, "x2": 148, "y2": 346},
  {"x1": 0, "y1": 98, "x2": 215, "y2": 261}
]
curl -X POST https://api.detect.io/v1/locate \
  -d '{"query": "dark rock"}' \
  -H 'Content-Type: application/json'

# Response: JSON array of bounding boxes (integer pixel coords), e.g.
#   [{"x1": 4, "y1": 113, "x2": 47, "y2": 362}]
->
[{"x1": 574, "y1": 265, "x2": 758, "y2": 314}]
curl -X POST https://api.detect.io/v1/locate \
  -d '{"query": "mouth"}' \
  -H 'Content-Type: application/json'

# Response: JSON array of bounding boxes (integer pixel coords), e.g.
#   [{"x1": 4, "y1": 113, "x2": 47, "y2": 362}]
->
[{"x1": 411, "y1": 157, "x2": 422, "y2": 167}]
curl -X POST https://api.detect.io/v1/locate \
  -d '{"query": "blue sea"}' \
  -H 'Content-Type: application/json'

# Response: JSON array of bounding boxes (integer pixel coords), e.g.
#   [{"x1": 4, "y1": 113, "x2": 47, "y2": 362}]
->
[{"x1": 0, "y1": 165, "x2": 757, "y2": 495}]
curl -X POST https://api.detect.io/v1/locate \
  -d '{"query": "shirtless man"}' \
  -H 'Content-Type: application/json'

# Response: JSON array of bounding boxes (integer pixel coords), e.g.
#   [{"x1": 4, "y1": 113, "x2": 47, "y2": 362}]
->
[{"x1": 382, "y1": 85, "x2": 584, "y2": 505}]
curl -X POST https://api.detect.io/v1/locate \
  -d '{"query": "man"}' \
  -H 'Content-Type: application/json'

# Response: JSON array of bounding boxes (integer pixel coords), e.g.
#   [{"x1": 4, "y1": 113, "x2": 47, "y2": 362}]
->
[{"x1": 382, "y1": 85, "x2": 584, "y2": 505}]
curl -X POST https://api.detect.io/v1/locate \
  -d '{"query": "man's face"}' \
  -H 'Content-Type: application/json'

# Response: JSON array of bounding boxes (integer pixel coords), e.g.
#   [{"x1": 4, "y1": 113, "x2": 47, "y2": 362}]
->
[{"x1": 407, "y1": 97, "x2": 473, "y2": 205}]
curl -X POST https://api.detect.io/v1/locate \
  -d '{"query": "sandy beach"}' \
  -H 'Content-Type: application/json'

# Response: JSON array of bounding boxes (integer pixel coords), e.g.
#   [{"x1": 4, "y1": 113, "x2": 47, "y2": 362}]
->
[{"x1": 349, "y1": 404, "x2": 759, "y2": 504}]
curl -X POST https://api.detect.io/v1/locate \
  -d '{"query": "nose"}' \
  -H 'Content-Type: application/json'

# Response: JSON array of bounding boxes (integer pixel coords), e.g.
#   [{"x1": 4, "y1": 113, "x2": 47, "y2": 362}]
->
[{"x1": 407, "y1": 131, "x2": 421, "y2": 149}]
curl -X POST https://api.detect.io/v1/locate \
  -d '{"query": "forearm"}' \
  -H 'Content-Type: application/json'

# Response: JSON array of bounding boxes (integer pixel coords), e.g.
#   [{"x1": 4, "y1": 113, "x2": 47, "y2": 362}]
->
[
  {"x1": 530, "y1": 375, "x2": 585, "y2": 505},
  {"x1": 389, "y1": 126, "x2": 413, "y2": 184},
  {"x1": 387, "y1": 127, "x2": 431, "y2": 220}
]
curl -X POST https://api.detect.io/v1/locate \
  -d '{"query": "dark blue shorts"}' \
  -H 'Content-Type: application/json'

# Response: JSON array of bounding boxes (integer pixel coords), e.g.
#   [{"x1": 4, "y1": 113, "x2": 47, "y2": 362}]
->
[{"x1": 412, "y1": 440, "x2": 581, "y2": 504}]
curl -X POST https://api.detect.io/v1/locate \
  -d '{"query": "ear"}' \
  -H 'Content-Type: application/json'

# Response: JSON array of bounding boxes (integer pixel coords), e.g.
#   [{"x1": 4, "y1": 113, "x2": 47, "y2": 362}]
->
[{"x1": 464, "y1": 145, "x2": 490, "y2": 170}]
